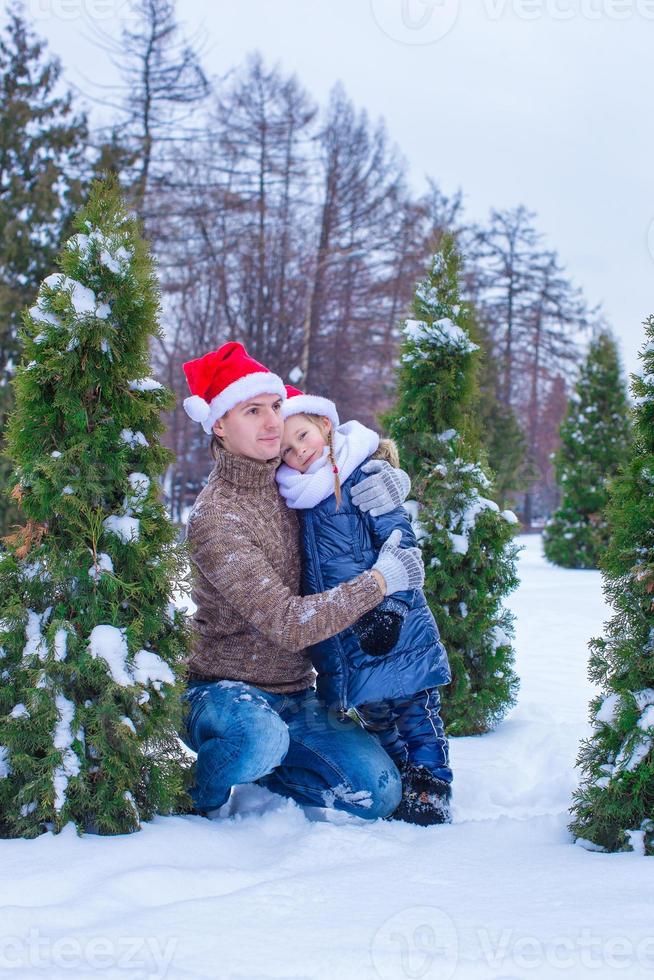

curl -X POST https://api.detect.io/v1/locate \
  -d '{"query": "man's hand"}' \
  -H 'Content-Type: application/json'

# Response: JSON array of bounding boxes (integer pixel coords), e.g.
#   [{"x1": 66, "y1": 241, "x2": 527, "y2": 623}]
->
[{"x1": 351, "y1": 460, "x2": 411, "y2": 517}]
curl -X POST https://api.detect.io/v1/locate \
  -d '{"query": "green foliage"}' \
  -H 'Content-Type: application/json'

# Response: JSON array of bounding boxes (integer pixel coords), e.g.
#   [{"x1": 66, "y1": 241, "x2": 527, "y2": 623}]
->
[
  {"x1": 384, "y1": 234, "x2": 520, "y2": 735},
  {"x1": 569, "y1": 315, "x2": 654, "y2": 855},
  {"x1": 543, "y1": 331, "x2": 632, "y2": 569},
  {"x1": 0, "y1": 5, "x2": 89, "y2": 535},
  {"x1": 474, "y1": 322, "x2": 529, "y2": 508},
  {"x1": 0, "y1": 178, "x2": 192, "y2": 837}
]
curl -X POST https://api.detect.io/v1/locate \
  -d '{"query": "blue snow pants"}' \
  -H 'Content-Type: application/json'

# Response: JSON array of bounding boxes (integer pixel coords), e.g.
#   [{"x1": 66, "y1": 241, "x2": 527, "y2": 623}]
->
[{"x1": 357, "y1": 687, "x2": 453, "y2": 783}]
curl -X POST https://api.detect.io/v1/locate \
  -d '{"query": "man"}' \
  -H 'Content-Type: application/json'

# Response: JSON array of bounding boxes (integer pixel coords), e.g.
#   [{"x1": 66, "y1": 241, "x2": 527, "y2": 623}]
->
[{"x1": 181, "y1": 341, "x2": 424, "y2": 819}]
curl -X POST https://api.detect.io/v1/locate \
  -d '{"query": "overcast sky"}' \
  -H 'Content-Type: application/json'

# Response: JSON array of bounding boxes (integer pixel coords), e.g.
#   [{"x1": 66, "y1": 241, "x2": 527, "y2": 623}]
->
[{"x1": 12, "y1": 0, "x2": 654, "y2": 376}]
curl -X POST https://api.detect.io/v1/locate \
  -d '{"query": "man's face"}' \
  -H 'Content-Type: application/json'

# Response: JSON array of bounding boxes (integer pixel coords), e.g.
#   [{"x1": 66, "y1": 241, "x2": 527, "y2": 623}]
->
[{"x1": 212, "y1": 393, "x2": 284, "y2": 461}]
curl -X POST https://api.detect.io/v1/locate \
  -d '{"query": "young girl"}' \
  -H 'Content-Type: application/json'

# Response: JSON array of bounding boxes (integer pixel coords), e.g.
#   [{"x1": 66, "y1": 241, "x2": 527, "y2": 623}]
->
[{"x1": 276, "y1": 386, "x2": 453, "y2": 825}]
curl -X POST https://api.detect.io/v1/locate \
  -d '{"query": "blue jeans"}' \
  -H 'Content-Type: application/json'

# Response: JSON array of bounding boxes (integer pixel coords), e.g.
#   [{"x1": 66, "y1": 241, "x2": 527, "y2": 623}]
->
[{"x1": 181, "y1": 680, "x2": 402, "y2": 819}]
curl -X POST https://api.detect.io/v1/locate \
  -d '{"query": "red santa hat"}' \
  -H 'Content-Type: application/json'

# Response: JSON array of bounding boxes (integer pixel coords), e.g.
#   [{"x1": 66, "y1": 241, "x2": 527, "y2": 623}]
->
[
  {"x1": 281, "y1": 385, "x2": 340, "y2": 428},
  {"x1": 183, "y1": 342, "x2": 286, "y2": 433}
]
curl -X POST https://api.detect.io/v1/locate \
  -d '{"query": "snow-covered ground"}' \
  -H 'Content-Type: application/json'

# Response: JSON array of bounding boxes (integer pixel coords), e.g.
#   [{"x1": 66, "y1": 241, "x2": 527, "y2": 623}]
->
[{"x1": 1, "y1": 535, "x2": 652, "y2": 980}]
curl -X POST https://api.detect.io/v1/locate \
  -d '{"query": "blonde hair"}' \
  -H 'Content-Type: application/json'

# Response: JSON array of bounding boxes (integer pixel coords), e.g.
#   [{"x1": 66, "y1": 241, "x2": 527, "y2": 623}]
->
[
  {"x1": 298, "y1": 413, "x2": 342, "y2": 510},
  {"x1": 373, "y1": 438, "x2": 400, "y2": 468}
]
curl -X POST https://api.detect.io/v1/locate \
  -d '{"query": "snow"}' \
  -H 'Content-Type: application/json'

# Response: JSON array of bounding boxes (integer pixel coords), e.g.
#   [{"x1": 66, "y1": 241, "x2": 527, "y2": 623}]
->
[
  {"x1": 596, "y1": 692, "x2": 620, "y2": 725},
  {"x1": 29, "y1": 304, "x2": 60, "y2": 327},
  {"x1": 9, "y1": 703, "x2": 29, "y2": 720},
  {"x1": 52, "y1": 694, "x2": 81, "y2": 813},
  {"x1": 52, "y1": 695, "x2": 75, "y2": 752},
  {"x1": 88, "y1": 552, "x2": 113, "y2": 581},
  {"x1": 100, "y1": 246, "x2": 131, "y2": 275},
  {"x1": 132, "y1": 650, "x2": 175, "y2": 690},
  {"x1": 120, "y1": 428, "x2": 149, "y2": 448},
  {"x1": 632, "y1": 688, "x2": 654, "y2": 711},
  {"x1": 128, "y1": 377, "x2": 163, "y2": 392},
  {"x1": 42, "y1": 274, "x2": 110, "y2": 320},
  {"x1": 0, "y1": 746, "x2": 10, "y2": 778},
  {"x1": 87, "y1": 625, "x2": 132, "y2": 686},
  {"x1": 615, "y1": 735, "x2": 652, "y2": 773},
  {"x1": 127, "y1": 471, "x2": 150, "y2": 506},
  {"x1": 2, "y1": 537, "x2": 654, "y2": 978},
  {"x1": 53, "y1": 628, "x2": 68, "y2": 662},
  {"x1": 23, "y1": 608, "x2": 51, "y2": 661},
  {"x1": 103, "y1": 514, "x2": 140, "y2": 543},
  {"x1": 403, "y1": 317, "x2": 479, "y2": 354},
  {"x1": 637, "y1": 705, "x2": 654, "y2": 731},
  {"x1": 448, "y1": 491, "x2": 501, "y2": 555}
]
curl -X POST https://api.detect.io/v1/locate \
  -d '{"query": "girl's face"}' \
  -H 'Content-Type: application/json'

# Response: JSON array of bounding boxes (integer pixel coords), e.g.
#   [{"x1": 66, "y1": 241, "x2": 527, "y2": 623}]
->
[{"x1": 281, "y1": 414, "x2": 331, "y2": 472}]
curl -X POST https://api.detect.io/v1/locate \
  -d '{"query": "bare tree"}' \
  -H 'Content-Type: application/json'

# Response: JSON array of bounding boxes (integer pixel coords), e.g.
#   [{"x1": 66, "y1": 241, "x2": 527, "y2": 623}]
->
[
  {"x1": 467, "y1": 207, "x2": 591, "y2": 523},
  {"x1": 86, "y1": 0, "x2": 209, "y2": 224}
]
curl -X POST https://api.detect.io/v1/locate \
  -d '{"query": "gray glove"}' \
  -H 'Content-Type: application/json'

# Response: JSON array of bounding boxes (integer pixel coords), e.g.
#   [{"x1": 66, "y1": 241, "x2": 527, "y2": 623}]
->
[
  {"x1": 351, "y1": 460, "x2": 411, "y2": 517},
  {"x1": 372, "y1": 529, "x2": 425, "y2": 595}
]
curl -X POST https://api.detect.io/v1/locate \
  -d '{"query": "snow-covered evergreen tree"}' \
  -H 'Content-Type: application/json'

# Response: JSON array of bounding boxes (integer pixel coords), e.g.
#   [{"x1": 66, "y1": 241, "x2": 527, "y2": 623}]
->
[
  {"x1": 569, "y1": 315, "x2": 654, "y2": 855},
  {"x1": 543, "y1": 330, "x2": 631, "y2": 569},
  {"x1": 385, "y1": 234, "x2": 520, "y2": 736},
  {"x1": 0, "y1": 179, "x2": 191, "y2": 837}
]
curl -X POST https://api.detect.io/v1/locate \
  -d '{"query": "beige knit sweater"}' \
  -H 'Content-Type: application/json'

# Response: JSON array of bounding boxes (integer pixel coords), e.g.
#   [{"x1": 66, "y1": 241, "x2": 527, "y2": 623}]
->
[{"x1": 185, "y1": 447, "x2": 384, "y2": 693}]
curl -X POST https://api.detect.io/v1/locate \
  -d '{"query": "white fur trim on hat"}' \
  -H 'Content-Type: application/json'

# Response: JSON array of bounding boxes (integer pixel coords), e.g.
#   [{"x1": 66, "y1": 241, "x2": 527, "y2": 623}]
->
[
  {"x1": 183, "y1": 395, "x2": 211, "y2": 424},
  {"x1": 201, "y1": 371, "x2": 286, "y2": 434},
  {"x1": 281, "y1": 394, "x2": 340, "y2": 428}
]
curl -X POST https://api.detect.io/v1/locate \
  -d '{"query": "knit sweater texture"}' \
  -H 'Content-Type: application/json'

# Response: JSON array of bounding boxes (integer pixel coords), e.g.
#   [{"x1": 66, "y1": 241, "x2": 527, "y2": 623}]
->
[{"x1": 185, "y1": 447, "x2": 383, "y2": 693}]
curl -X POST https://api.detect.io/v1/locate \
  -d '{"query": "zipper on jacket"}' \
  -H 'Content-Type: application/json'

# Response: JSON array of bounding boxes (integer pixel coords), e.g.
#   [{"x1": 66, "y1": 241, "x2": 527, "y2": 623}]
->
[{"x1": 306, "y1": 510, "x2": 348, "y2": 714}]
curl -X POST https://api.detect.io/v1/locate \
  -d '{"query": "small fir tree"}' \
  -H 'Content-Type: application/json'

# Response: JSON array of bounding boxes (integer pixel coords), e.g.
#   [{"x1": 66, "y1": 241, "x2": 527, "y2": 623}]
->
[
  {"x1": 385, "y1": 235, "x2": 520, "y2": 736},
  {"x1": 474, "y1": 321, "x2": 529, "y2": 508},
  {"x1": 543, "y1": 330, "x2": 631, "y2": 569},
  {"x1": 0, "y1": 179, "x2": 191, "y2": 837},
  {"x1": 569, "y1": 315, "x2": 654, "y2": 855}
]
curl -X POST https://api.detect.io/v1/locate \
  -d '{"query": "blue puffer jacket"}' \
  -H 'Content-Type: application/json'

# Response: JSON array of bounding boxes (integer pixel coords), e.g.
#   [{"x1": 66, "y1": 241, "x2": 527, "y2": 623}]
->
[{"x1": 298, "y1": 460, "x2": 451, "y2": 711}]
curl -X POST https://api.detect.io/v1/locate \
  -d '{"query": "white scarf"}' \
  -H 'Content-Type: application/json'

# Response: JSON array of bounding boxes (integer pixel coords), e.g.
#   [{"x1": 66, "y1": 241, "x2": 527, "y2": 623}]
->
[{"x1": 276, "y1": 420, "x2": 379, "y2": 510}]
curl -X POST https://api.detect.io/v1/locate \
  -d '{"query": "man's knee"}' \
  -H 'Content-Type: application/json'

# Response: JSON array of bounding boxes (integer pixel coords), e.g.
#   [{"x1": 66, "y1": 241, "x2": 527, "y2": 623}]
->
[
  {"x1": 188, "y1": 683, "x2": 291, "y2": 782},
  {"x1": 236, "y1": 705, "x2": 290, "y2": 781},
  {"x1": 364, "y1": 760, "x2": 402, "y2": 819},
  {"x1": 331, "y1": 751, "x2": 402, "y2": 820}
]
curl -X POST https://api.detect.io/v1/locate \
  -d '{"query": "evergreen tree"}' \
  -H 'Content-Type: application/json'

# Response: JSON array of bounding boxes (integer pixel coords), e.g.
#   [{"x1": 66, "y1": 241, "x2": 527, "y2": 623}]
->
[
  {"x1": 543, "y1": 330, "x2": 631, "y2": 569},
  {"x1": 569, "y1": 315, "x2": 654, "y2": 855},
  {"x1": 0, "y1": 5, "x2": 88, "y2": 534},
  {"x1": 0, "y1": 179, "x2": 191, "y2": 837},
  {"x1": 385, "y1": 235, "x2": 521, "y2": 736},
  {"x1": 474, "y1": 320, "x2": 529, "y2": 508}
]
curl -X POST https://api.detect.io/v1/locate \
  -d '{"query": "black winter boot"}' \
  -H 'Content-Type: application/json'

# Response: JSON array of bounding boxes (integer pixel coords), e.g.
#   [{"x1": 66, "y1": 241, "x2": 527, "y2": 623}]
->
[{"x1": 392, "y1": 763, "x2": 452, "y2": 826}]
